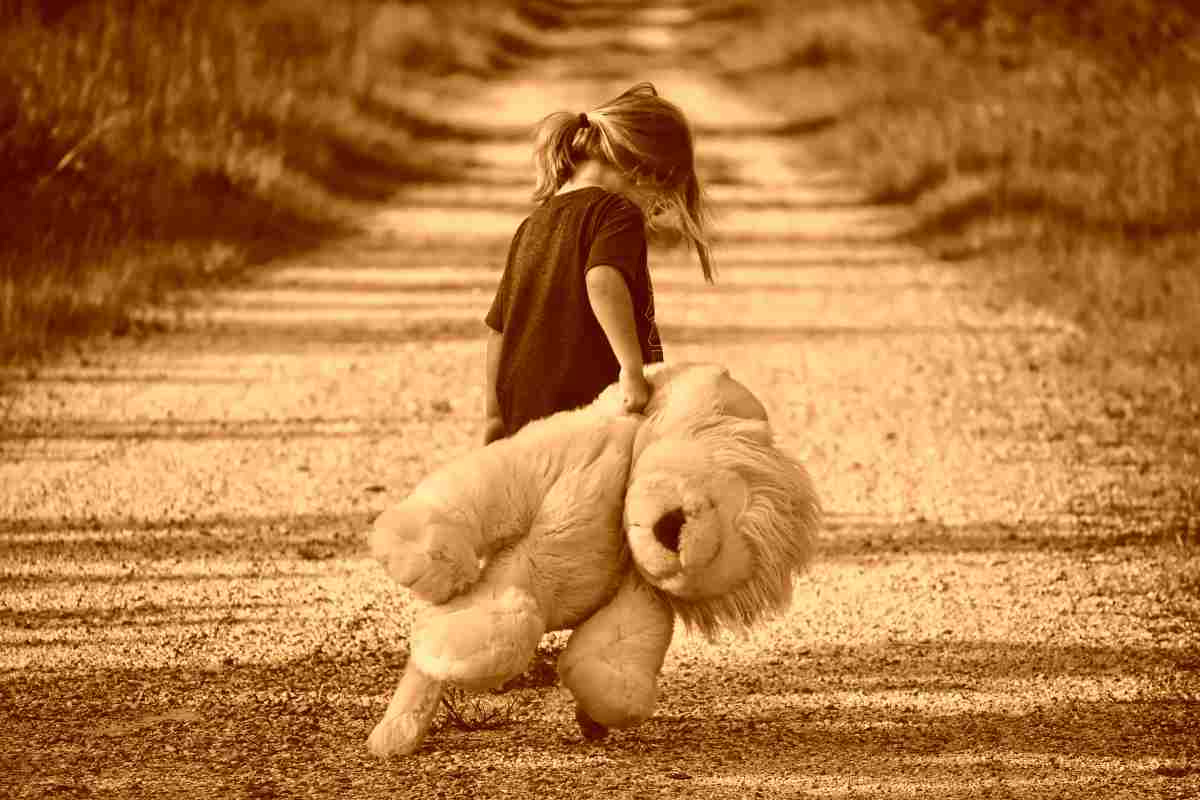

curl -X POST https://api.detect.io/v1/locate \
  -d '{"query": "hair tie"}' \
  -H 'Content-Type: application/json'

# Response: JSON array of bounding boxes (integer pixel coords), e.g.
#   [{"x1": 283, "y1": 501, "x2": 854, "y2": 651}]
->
[{"x1": 578, "y1": 112, "x2": 590, "y2": 129}]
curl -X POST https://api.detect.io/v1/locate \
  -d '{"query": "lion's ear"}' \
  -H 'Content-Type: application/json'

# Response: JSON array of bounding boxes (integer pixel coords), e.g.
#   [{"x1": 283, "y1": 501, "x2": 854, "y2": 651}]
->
[{"x1": 712, "y1": 374, "x2": 768, "y2": 422}]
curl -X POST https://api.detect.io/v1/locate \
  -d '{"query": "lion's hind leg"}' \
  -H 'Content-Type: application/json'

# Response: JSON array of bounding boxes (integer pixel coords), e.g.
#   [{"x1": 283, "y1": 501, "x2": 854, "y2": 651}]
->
[{"x1": 559, "y1": 574, "x2": 675, "y2": 735}]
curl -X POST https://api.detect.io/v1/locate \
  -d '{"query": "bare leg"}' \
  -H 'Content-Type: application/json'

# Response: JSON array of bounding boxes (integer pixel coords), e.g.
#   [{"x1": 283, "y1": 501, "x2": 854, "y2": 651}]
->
[{"x1": 367, "y1": 662, "x2": 444, "y2": 758}]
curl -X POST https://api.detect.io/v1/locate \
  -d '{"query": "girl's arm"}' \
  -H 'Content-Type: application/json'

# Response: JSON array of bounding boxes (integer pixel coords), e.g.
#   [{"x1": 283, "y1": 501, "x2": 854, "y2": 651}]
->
[
  {"x1": 585, "y1": 266, "x2": 651, "y2": 413},
  {"x1": 483, "y1": 328, "x2": 505, "y2": 444}
]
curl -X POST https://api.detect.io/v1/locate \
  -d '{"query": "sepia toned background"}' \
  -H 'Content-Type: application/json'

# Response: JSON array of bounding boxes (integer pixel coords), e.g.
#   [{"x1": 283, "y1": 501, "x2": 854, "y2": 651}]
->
[{"x1": 2, "y1": 2, "x2": 1198, "y2": 798}]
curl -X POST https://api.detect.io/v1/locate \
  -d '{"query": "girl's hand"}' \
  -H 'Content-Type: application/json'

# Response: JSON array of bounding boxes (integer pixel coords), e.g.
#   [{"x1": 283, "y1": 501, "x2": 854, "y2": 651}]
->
[{"x1": 619, "y1": 367, "x2": 651, "y2": 414}]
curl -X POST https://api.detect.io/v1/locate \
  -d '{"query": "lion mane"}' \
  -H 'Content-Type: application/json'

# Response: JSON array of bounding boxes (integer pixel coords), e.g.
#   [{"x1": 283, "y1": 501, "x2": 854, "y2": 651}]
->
[
  {"x1": 654, "y1": 417, "x2": 819, "y2": 639},
  {"x1": 616, "y1": 361, "x2": 820, "y2": 640}
]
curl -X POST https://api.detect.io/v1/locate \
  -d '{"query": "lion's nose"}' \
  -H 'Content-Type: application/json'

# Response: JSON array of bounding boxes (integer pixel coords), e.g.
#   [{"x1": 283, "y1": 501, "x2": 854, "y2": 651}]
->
[{"x1": 653, "y1": 508, "x2": 686, "y2": 552}]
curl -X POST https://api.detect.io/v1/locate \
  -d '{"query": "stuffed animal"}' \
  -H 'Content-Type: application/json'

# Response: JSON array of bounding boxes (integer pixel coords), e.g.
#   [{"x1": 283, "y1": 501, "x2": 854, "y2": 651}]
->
[{"x1": 365, "y1": 363, "x2": 819, "y2": 757}]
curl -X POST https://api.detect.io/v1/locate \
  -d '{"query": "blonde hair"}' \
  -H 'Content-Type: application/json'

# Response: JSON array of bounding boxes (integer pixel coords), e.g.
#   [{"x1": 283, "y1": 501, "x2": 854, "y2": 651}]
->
[{"x1": 531, "y1": 82, "x2": 714, "y2": 282}]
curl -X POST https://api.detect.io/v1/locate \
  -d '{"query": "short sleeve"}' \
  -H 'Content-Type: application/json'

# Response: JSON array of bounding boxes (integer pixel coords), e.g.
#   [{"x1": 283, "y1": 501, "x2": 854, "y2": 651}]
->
[{"x1": 584, "y1": 196, "x2": 647, "y2": 287}]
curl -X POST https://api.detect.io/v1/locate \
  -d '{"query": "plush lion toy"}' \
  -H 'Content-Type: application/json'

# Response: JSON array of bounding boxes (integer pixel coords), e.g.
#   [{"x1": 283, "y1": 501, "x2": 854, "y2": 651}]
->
[{"x1": 365, "y1": 363, "x2": 819, "y2": 757}]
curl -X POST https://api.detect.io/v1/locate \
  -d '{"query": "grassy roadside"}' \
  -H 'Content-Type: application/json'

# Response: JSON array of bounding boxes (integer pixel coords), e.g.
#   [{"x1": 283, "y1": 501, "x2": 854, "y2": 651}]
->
[
  {"x1": 721, "y1": 0, "x2": 1200, "y2": 385},
  {"x1": 0, "y1": 0, "x2": 521, "y2": 365}
]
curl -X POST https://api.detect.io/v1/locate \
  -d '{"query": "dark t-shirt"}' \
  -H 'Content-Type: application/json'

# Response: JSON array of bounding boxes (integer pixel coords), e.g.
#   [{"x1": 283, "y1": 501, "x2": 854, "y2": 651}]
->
[{"x1": 485, "y1": 187, "x2": 663, "y2": 434}]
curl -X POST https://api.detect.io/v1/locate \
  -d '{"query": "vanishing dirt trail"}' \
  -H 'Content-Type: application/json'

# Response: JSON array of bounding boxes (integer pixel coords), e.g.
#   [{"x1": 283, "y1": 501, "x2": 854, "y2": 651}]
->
[{"x1": 2, "y1": 4, "x2": 1197, "y2": 799}]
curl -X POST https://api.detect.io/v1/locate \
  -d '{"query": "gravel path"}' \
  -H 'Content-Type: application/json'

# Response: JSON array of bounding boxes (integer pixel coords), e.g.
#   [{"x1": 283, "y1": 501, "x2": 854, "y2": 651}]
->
[{"x1": 2, "y1": 5, "x2": 1198, "y2": 799}]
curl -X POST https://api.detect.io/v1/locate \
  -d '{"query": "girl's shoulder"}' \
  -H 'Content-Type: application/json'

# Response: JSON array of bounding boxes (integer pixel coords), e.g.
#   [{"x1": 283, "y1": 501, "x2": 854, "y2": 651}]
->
[
  {"x1": 574, "y1": 187, "x2": 647, "y2": 226},
  {"x1": 597, "y1": 187, "x2": 645, "y2": 217},
  {"x1": 521, "y1": 188, "x2": 645, "y2": 238},
  {"x1": 545, "y1": 186, "x2": 643, "y2": 215}
]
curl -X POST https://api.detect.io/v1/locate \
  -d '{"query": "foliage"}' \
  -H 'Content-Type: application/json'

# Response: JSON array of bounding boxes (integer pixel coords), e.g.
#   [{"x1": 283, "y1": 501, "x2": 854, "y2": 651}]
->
[
  {"x1": 0, "y1": 0, "x2": 516, "y2": 363},
  {"x1": 730, "y1": 0, "x2": 1200, "y2": 363}
]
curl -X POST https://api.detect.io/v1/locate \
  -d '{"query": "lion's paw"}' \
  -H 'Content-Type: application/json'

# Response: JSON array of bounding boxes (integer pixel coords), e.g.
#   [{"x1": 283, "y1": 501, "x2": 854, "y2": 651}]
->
[
  {"x1": 367, "y1": 713, "x2": 427, "y2": 758},
  {"x1": 411, "y1": 587, "x2": 545, "y2": 690},
  {"x1": 370, "y1": 507, "x2": 481, "y2": 605}
]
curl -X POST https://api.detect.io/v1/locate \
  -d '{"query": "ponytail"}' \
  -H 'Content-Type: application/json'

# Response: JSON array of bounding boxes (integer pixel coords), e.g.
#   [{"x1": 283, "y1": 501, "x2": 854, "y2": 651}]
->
[{"x1": 531, "y1": 111, "x2": 593, "y2": 203}]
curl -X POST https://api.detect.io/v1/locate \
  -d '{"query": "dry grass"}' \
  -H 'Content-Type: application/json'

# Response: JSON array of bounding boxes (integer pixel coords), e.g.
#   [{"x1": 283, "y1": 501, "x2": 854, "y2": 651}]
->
[
  {"x1": 724, "y1": 0, "x2": 1200, "y2": 369},
  {"x1": 438, "y1": 636, "x2": 567, "y2": 732},
  {"x1": 0, "y1": 0, "x2": 521, "y2": 364}
]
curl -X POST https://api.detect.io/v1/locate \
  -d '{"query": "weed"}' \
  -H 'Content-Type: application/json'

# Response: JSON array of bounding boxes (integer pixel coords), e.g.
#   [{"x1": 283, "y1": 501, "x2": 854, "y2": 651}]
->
[
  {"x1": 436, "y1": 635, "x2": 566, "y2": 732},
  {"x1": 439, "y1": 688, "x2": 537, "y2": 732}
]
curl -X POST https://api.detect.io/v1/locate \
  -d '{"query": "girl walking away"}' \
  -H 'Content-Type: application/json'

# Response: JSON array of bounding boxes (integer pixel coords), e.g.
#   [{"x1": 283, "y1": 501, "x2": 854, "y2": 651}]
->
[{"x1": 483, "y1": 82, "x2": 713, "y2": 444}]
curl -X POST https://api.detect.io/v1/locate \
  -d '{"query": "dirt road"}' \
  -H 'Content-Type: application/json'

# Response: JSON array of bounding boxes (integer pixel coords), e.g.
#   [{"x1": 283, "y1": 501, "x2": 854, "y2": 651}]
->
[{"x1": 2, "y1": 4, "x2": 1197, "y2": 799}]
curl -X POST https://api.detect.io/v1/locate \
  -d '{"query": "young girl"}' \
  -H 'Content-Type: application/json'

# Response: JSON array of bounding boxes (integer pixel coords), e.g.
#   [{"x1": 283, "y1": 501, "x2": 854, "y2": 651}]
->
[{"x1": 482, "y1": 82, "x2": 713, "y2": 444}]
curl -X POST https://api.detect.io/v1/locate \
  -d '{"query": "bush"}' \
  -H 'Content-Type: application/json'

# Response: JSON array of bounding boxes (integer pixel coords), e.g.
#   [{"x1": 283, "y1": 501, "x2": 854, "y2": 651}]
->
[
  {"x1": 729, "y1": 0, "x2": 1200, "y2": 362},
  {"x1": 0, "y1": 0, "x2": 519, "y2": 362}
]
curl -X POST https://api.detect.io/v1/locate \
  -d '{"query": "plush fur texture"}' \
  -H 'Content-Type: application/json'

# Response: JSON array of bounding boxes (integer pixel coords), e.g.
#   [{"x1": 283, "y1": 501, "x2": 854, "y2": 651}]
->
[
  {"x1": 365, "y1": 363, "x2": 819, "y2": 757},
  {"x1": 627, "y1": 420, "x2": 818, "y2": 639}
]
